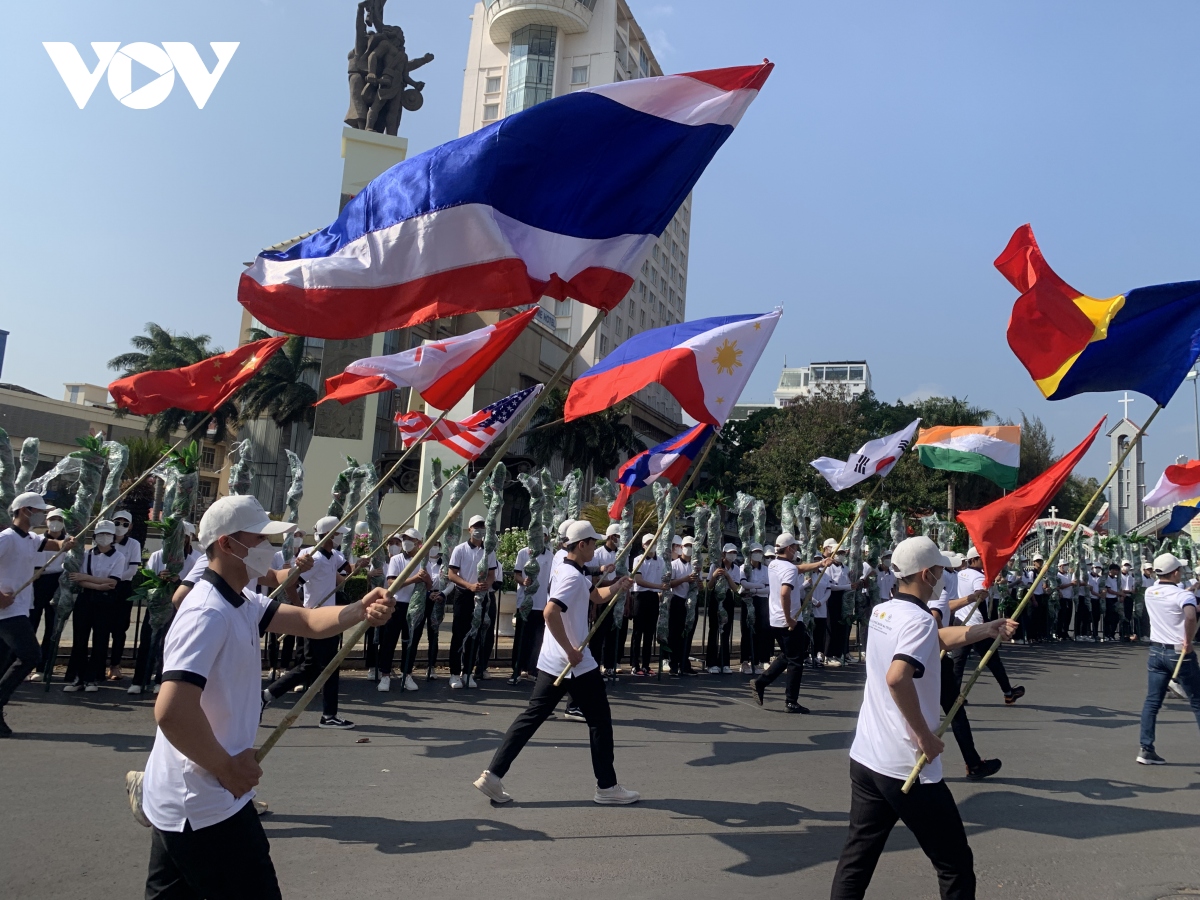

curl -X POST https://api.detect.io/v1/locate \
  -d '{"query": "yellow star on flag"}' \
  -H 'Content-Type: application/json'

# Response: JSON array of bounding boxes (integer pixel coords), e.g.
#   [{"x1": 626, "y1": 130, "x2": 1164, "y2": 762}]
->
[{"x1": 712, "y1": 339, "x2": 743, "y2": 376}]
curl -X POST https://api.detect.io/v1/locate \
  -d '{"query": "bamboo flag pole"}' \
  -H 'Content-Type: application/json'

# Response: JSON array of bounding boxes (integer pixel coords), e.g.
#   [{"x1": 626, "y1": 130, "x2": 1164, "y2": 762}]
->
[
  {"x1": 939, "y1": 591, "x2": 988, "y2": 660},
  {"x1": 552, "y1": 432, "x2": 718, "y2": 687},
  {"x1": 800, "y1": 476, "x2": 886, "y2": 614},
  {"x1": 255, "y1": 313, "x2": 606, "y2": 762},
  {"x1": 901, "y1": 404, "x2": 1163, "y2": 793}
]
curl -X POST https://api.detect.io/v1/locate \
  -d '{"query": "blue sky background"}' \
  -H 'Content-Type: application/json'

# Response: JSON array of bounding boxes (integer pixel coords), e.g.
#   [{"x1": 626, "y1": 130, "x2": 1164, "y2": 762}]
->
[{"x1": 4, "y1": 1, "x2": 1200, "y2": 485}]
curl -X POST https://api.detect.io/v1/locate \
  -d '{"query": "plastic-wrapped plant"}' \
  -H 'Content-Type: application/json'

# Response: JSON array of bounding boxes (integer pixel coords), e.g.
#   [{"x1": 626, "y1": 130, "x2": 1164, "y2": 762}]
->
[
  {"x1": 688, "y1": 503, "x2": 709, "y2": 639},
  {"x1": 0, "y1": 428, "x2": 14, "y2": 529},
  {"x1": 800, "y1": 492, "x2": 823, "y2": 562},
  {"x1": 226, "y1": 439, "x2": 256, "y2": 496},
  {"x1": 516, "y1": 471, "x2": 547, "y2": 622},
  {"x1": 327, "y1": 458, "x2": 359, "y2": 517},
  {"x1": 654, "y1": 480, "x2": 675, "y2": 651},
  {"x1": 466, "y1": 464, "x2": 505, "y2": 675},
  {"x1": 847, "y1": 499, "x2": 866, "y2": 628},
  {"x1": 566, "y1": 468, "x2": 583, "y2": 519},
  {"x1": 16, "y1": 437, "x2": 39, "y2": 493},
  {"x1": 281, "y1": 450, "x2": 304, "y2": 565},
  {"x1": 613, "y1": 484, "x2": 634, "y2": 633},
  {"x1": 101, "y1": 441, "x2": 130, "y2": 511},
  {"x1": 781, "y1": 493, "x2": 797, "y2": 541}
]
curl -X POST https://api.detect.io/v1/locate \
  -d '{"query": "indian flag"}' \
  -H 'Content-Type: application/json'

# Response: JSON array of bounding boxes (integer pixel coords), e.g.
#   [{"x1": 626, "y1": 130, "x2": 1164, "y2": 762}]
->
[{"x1": 915, "y1": 425, "x2": 1021, "y2": 490}]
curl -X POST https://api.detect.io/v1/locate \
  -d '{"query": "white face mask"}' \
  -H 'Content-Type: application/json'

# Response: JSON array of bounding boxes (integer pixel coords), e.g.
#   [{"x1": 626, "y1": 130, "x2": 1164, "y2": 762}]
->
[
  {"x1": 95, "y1": 534, "x2": 113, "y2": 547},
  {"x1": 331, "y1": 536, "x2": 342, "y2": 550},
  {"x1": 115, "y1": 524, "x2": 129, "y2": 536},
  {"x1": 725, "y1": 552, "x2": 737, "y2": 563},
  {"x1": 471, "y1": 528, "x2": 485, "y2": 541},
  {"x1": 231, "y1": 537, "x2": 275, "y2": 580},
  {"x1": 29, "y1": 510, "x2": 47, "y2": 528},
  {"x1": 834, "y1": 554, "x2": 846, "y2": 565},
  {"x1": 47, "y1": 519, "x2": 64, "y2": 534},
  {"x1": 293, "y1": 535, "x2": 304, "y2": 549},
  {"x1": 402, "y1": 540, "x2": 416, "y2": 553},
  {"x1": 429, "y1": 544, "x2": 441, "y2": 557},
  {"x1": 387, "y1": 545, "x2": 402, "y2": 558},
  {"x1": 751, "y1": 552, "x2": 763, "y2": 562}
]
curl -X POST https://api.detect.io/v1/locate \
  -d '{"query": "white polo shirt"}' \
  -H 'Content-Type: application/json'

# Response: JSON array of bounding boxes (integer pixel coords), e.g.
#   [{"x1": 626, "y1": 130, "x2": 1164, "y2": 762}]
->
[
  {"x1": 39, "y1": 530, "x2": 69, "y2": 575},
  {"x1": 955, "y1": 567, "x2": 987, "y2": 626},
  {"x1": 1146, "y1": 581, "x2": 1198, "y2": 645},
  {"x1": 142, "y1": 569, "x2": 280, "y2": 831},
  {"x1": 0, "y1": 525, "x2": 47, "y2": 620},
  {"x1": 744, "y1": 563, "x2": 769, "y2": 598},
  {"x1": 84, "y1": 546, "x2": 126, "y2": 582},
  {"x1": 515, "y1": 547, "x2": 554, "y2": 611},
  {"x1": 926, "y1": 570, "x2": 954, "y2": 626},
  {"x1": 670, "y1": 557, "x2": 691, "y2": 598},
  {"x1": 148, "y1": 548, "x2": 203, "y2": 579},
  {"x1": 850, "y1": 595, "x2": 944, "y2": 784},
  {"x1": 710, "y1": 562, "x2": 744, "y2": 591},
  {"x1": 384, "y1": 552, "x2": 424, "y2": 604},
  {"x1": 1023, "y1": 570, "x2": 1046, "y2": 595},
  {"x1": 549, "y1": 547, "x2": 568, "y2": 583},
  {"x1": 298, "y1": 547, "x2": 347, "y2": 609},
  {"x1": 537, "y1": 557, "x2": 597, "y2": 678},
  {"x1": 767, "y1": 557, "x2": 801, "y2": 627},
  {"x1": 114, "y1": 534, "x2": 143, "y2": 582},
  {"x1": 632, "y1": 554, "x2": 664, "y2": 592},
  {"x1": 590, "y1": 544, "x2": 618, "y2": 585},
  {"x1": 874, "y1": 567, "x2": 897, "y2": 602},
  {"x1": 1057, "y1": 571, "x2": 1075, "y2": 599},
  {"x1": 182, "y1": 555, "x2": 210, "y2": 586},
  {"x1": 1120, "y1": 572, "x2": 1136, "y2": 594},
  {"x1": 448, "y1": 540, "x2": 491, "y2": 587}
]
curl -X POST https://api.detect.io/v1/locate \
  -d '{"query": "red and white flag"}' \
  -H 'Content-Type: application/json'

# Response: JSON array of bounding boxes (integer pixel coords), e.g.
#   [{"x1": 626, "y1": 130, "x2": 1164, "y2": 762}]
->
[
  {"x1": 811, "y1": 419, "x2": 921, "y2": 492},
  {"x1": 318, "y1": 308, "x2": 536, "y2": 411},
  {"x1": 396, "y1": 385, "x2": 543, "y2": 461}
]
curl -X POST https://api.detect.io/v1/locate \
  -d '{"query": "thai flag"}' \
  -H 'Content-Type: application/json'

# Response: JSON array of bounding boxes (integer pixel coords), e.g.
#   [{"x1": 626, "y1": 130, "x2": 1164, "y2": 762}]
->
[
  {"x1": 395, "y1": 385, "x2": 542, "y2": 461},
  {"x1": 1144, "y1": 459, "x2": 1200, "y2": 507},
  {"x1": 238, "y1": 63, "x2": 773, "y2": 340},
  {"x1": 566, "y1": 310, "x2": 780, "y2": 427},
  {"x1": 610, "y1": 424, "x2": 715, "y2": 519}
]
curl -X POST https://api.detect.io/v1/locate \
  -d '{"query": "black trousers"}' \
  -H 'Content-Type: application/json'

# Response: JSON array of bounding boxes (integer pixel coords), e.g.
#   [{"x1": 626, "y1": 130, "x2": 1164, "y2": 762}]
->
[
  {"x1": 266, "y1": 635, "x2": 340, "y2": 717},
  {"x1": 109, "y1": 581, "x2": 135, "y2": 666},
  {"x1": 812, "y1": 618, "x2": 829, "y2": 660},
  {"x1": 0, "y1": 614, "x2": 40, "y2": 709},
  {"x1": 1029, "y1": 596, "x2": 1048, "y2": 640},
  {"x1": 1090, "y1": 598, "x2": 1103, "y2": 638},
  {"x1": 940, "y1": 656, "x2": 981, "y2": 769},
  {"x1": 1120, "y1": 597, "x2": 1134, "y2": 638},
  {"x1": 666, "y1": 594, "x2": 689, "y2": 672},
  {"x1": 706, "y1": 592, "x2": 735, "y2": 669},
  {"x1": 402, "y1": 598, "x2": 441, "y2": 675},
  {"x1": 630, "y1": 592, "x2": 659, "y2": 670},
  {"x1": 830, "y1": 760, "x2": 976, "y2": 900},
  {"x1": 951, "y1": 641, "x2": 1012, "y2": 696},
  {"x1": 1103, "y1": 598, "x2": 1119, "y2": 639},
  {"x1": 146, "y1": 801, "x2": 281, "y2": 900},
  {"x1": 65, "y1": 591, "x2": 110, "y2": 683},
  {"x1": 756, "y1": 625, "x2": 808, "y2": 703},
  {"x1": 1075, "y1": 597, "x2": 1091, "y2": 638},
  {"x1": 827, "y1": 591, "x2": 847, "y2": 659},
  {"x1": 752, "y1": 596, "x2": 773, "y2": 665},
  {"x1": 266, "y1": 632, "x2": 297, "y2": 672},
  {"x1": 1056, "y1": 595, "x2": 1074, "y2": 639},
  {"x1": 30, "y1": 572, "x2": 59, "y2": 663},
  {"x1": 474, "y1": 592, "x2": 498, "y2": 676},
  {"x1": 488, "y1": 667, "x2": 617, "y2": 789},
  {"x1": 447, "y1": 588, "x2": 478, "y2": 676},
  {"x1": 513, "y1": 609, "x2": 546, "y2": 676},
  {"x1": 376, "y1": 601, "x2": 409, "y2": 675}
]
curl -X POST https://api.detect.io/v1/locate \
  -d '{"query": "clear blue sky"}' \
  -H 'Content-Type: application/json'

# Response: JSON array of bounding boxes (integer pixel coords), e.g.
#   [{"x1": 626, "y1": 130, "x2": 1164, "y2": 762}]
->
[{"x1": 4, "y1": 1, "x2": 1200, "y2": 486}]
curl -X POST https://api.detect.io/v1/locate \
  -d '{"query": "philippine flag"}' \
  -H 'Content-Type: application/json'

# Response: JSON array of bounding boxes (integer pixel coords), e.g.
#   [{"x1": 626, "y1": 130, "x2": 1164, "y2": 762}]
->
[
  {"x1": 239, "y1": 63, "x2": 774, "y2": 340},
  {"x1": 610, "y1": 424, "x2": 715, "y2": 519},
  {"x1": 1144, "y1": 460, "x2": 1200, "y2": 508},
  {"x1": 566, "y1": 310, "x2": 780, "y2": 427}
]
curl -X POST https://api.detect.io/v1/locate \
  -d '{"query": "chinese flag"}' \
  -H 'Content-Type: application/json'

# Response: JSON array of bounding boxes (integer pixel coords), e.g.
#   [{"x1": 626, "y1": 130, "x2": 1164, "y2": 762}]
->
[
  {"x1": 958, "y1": 417, "x2": 1104, "y2": 585},
  {"x1": 109, "y1": 336, "x2": 289, "y2": 415}
]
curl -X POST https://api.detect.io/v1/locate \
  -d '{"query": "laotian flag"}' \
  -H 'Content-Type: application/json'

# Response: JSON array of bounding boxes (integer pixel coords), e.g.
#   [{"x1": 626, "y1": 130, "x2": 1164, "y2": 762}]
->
[
  {"x1": 565, "y1": 310, "x2": 780, "y2": 427},
  {"x1": 318, "y1": 307, "x2": 536, "y2": 411},
  {"x1": 239, "y1": 62, "x2": 774, "y2": 340},
  {"x1": 609, "y1": 424, "x2": 715, "y2": 518},
  {"x1": 1144, "y1": 460, "x2": 1200, "y2": 508}
]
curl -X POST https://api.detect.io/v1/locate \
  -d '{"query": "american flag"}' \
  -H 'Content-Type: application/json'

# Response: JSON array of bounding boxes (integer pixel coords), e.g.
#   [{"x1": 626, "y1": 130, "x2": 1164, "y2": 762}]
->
[{"x1": 395, "y1": 385, "x2": 543, "y2": 460}]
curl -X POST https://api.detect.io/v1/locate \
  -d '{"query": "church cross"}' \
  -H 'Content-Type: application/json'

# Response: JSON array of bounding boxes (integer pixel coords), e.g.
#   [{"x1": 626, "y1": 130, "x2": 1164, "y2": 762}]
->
[{"x1": 1119, "y1": 392, "x2": 1135, "y2": 420}]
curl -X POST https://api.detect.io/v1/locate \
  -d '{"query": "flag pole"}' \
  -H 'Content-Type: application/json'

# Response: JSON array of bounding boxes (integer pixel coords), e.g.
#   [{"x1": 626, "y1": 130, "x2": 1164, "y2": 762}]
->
[
  {"x1": 902, "y1": 403, "x2": 1163, "y2": 792},
  {"x1": 255, "y1": 311, "x2": 607, "y2": 762},
  {"x1": 552, "y1": 431, "x2": 718, "y2": 687},
  {"x1": 801, "y1": 476, "x2": 886, "y2": 614}
]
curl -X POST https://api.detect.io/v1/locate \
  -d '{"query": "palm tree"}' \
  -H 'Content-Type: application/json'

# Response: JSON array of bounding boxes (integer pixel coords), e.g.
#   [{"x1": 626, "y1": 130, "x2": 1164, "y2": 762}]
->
[
  {"x1": 108, "y1": 323, "x2": 238, "y2": 443},
  {"x1": 119, "y1": 435, "x2": 168, "y2": 542},
  {"x1": 524, "y1": 388, "x2": 646, "y2": 483},
  {"x1": 237, "y1": 330, "x2": 320, "y2": 432}
]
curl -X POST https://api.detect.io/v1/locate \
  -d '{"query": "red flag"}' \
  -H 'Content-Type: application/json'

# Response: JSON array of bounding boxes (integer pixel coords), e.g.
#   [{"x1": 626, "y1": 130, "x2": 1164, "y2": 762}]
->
[
  {"x1": 957, "y1": 417, "x2": 1105, "y2": 585},
  {"x1": 108, "y1": 336, "x2": 289, "y2": 415}
]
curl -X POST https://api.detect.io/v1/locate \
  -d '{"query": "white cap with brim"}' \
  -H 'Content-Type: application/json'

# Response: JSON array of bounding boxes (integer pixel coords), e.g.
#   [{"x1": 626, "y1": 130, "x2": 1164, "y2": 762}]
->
[
  {"x1": 557, "y1": 519, "x2": 574, "y2": 537},
  {"x1": 890, "y1": 536, "x2": 955, "y2": 578},
  {"x1": 403, "y1": 528, "x2": 423, "y2": 541},
  {"x1": 94, "y1": 519, "x2": 117, "y2": 536},
  {"x1": 10, "y1": 491, "x2": 49, "y2": 514},
  {"x1": 1154, "y1": 553, "x2": 1184, "y2": 576},
  {"x1": 722, "y1": 543, "x2": 739, "y2": 553},
  {"x1": 671, "y1": 535, "x2": 683, "y2": 546},
  {"x1": 46, "y1": 508, "x2": 64, "y2": 520},
  {"x1": 470, "y1": 515, "x2": 487, "y2": 529},
  {"x1": 642, "y1": 534, "x2": 655, "y2": 547},
  {"x1": 682, "y1": 536, "x2": 695, "y2": 546},
  {"x1": 749, "y1": 542, "x2": 763, "y2": 553},
  {"x1": 565, "y1": 520, "x2": 603, "y2": 544},
  {"x1": 113, "y1": 510, "x2": 132, "y2": 523},
  {"x1": 183, "y1": 521, "x2": 196, "y2": 537},
  {"x1": 776, "y1": 532, "x2": 799, "y2": 549},
  {"x1": 605, "y1": 524, "x2": 621, "y2": 538},
  {"x1": 822, "y1": 538, "x2": 838, "y2": 551},
  {"x1": 946, "y1": 552, "x2": 964, "y2": 568},
  {"x1": 200, "y1": 496, "x2": 295, "y2": 550},
  {"x1": 314, "y1": 515, "x2": 350, "y2": 536},
  {"x1": 965, "y1": 545, "x2": 980, "y2": 560}
]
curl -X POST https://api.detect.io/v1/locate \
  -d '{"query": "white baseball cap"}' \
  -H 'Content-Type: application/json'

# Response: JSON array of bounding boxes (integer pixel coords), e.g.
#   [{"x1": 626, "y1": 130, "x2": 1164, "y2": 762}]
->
[
  {"x1": 722, "y1": 543, "x2": 739, "y2": 553},
  {"x1": 682, "y1": 535, "x2": 695, "y2": 546},
  {"x1": 557, "y1": 519, "x2": 575, "y2": 537},
  {"x1": 9, "y1": 491, "x2": 49, "y2": 514},
  {"x1": 403, "y1": 528, "x2": 423, "y2": 541},
  {"x1": 965, "y1": 545, "x2": 980, "y2": 560},
  {"x1": 749, "y1": 542, "x2": 763, "y2": 553},
  {"x1": 880, "y1": 549, "x2": 892, "y2": 559},
  {"x1": 890, "y1": 536, "x2": 954, "y2": 578},
  {"x1": 1154, "y1": 553, "x2": 1184, "y2": 575},
  {"x1": 470, "y1": 515, "x2": 487, "y2": 528},
  {"x1": 671, "y1": 534, "x2": 683, "y2": 546},
  {"x1": 1121, "y1": 558, "x2": 1132, "y2": 566},
  {"x1": 946, "y1": 552, "x2": 964, "y2": 568},
  {"x1": 565, "y1": 520, "x2": 603, "y2": 544},
  {"x1": 46, "y1": 507, "x2": 64, "y2": 520},
  {"x1": 183, "y1": 521, "x2": 196, "y2": 537},
  {"x1": 642, "y1": 533, "x2": 655, "y2": 547},
  {"x1": 314, "y1": 515, "x2": 350, "y2": 536},
  {"x1": 822, "y1": 538, "x2": 838, "y2": 551},
  {"x1": 605, "y1": 524, "x2": 621, "y2": 538},
  {"x1": 113, "y1": 510, "x2": 132, "y2": 523},
  {"x1": 776, "y1": 532, "x2": 798, "y2": 549},
  {"x1": 201, "y1": 496, "x2": 295, "y2": 550},
  {"x1": 94, "y1": 519, "x2": 117, "y2": 536}
]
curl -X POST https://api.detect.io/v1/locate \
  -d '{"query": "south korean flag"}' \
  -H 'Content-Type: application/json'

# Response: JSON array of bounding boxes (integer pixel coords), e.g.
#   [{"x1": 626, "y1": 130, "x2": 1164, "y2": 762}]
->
[{"x1": 811, "y1": 419, "x2": 922, "y2": 492}]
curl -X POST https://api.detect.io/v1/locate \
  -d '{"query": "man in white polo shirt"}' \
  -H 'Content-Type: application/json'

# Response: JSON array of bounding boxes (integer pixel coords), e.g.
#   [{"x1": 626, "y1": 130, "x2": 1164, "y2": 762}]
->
[
  {"x1": 830, "y1": 536, "x2": 1016, "y2": 900},
  {"x1": 952, "y1": 546, "x2": 1024, "y2": 706},
  {"x1": 0, "y1": 492, "x2": 74, "y2": 736},
  {"x1": 473, "y1": 520, "x2": 636, "y2": 805},
  {"x1": 445, "y1": 514, "x2": 494, "y2": 689},
  {"x1": 1136, "y1": 553, "x2": 1200, "y2": 765},
  {"x1": 108, "y1": 509, "x2": 143, "y2": 681},
  {"x1": 138, "y1": 495, "x2": 394, "y2": 898}
]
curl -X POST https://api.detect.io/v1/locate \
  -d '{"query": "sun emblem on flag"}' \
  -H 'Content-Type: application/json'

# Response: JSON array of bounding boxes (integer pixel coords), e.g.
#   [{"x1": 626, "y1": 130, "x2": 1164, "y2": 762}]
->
[{"x1": 712, "y1": 339, "x2": 743, "y2": 376}]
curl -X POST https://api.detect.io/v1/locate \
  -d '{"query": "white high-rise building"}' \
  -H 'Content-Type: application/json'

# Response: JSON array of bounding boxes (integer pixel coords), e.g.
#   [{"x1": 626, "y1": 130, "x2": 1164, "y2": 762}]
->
[
  {"x1": 460, "y1": 0, "x2": 690, "y2": 425},
  {"x1": 774, "y1": 361, "x2": 872, "y2": 406}
]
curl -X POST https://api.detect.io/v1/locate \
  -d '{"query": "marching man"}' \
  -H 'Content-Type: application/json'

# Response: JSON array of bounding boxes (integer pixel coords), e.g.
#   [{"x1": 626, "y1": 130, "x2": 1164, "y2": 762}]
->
[{"x1": 138, "y1": 495, "x2": 394, "y2": 897}]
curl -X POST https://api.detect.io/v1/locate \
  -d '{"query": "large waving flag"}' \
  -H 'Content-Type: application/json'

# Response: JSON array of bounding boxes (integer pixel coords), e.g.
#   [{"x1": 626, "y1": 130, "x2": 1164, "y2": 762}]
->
[
  {"x1": 109, "y1": 336, "x2": 288, "y2": 415},
  {"x1": 997, "y1": 225, "x2": 1200, "y2": 405},
  {"x1": 395, "y1": 385, "x2": 542, "y2": 461},
  {"x1": 958, "y1": 418, "x2": 1104, "y2": 584},
  {"x1": 239, "y1": 64, "x2": 774, "y2": 340},
  {"x1": 318, "y1": 308, "x2": 536, "y2": 410},
  {"x1": 565, "y1": 310, "x2": 780, "y2": 427},
  {"x1": 811, "y1": 420, "x2": 921, "y2": 492},
  {"x1": 1144, "y1": 459, "x2": 1200, "y2": 508},
  {"x1": 1164, "y1": 499, "x2": 1200, "y2": 535},
  {"x1": 916, "y1": 425, "x2": 1021, "y2": 490},
  {"x1": 609, "y1": 424, "x2": 714, "y2": 519}
]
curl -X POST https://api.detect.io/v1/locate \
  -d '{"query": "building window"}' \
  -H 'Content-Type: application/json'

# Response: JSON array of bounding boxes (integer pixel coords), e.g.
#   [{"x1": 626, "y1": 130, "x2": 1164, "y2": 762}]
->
[
  {"x1": 571, "y1": 65, "x2": 589, "y2": 84},
  {"x1": 849, "y1": 366, "x2": 865, "y2": 381},
  {"x1": 599, "y1": 335, "x2": 608, "y2": 355},
  {"x1": 640, "y1": 310, "x2": 646, "y2": 328},
  {"x1": 483, "y1": 103, "x2": 499, "y2": 120},
  {"x1": 486, "y1": 76, "x2": 501, "y2": 94},
  {"x1": 554, "y1": 298, "x2": 571, "y2": 316},
  {"x1": 67, "y1": 386, "x2": 81, "y2": 404},
  {"x1": 639, "y1": 280, "x2": 647, "y2": 296},
  {"x1": 615, "y1": 315, "x2": 623, "y2": 334},
  {"x1": 200, "y1": 445, "x2": 216, "y2": 470},
  {"x1": 506, "y1": 24, "x2": 557, "y2": 115},
  {"x1": 627, "y1": 325, "x2": 634, "y2": 340},
  {"x1": 639, "y1": 47, "x2": 649, "y2": 78},
  {"x1": 652, "y1": 244, "x2": 660, "y2": 262}
]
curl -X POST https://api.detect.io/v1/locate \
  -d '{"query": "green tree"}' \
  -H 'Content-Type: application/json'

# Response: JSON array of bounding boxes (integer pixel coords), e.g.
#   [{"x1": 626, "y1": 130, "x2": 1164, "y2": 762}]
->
[
  {"x1": 524, "y1": 388, "x2": 646, "y2": 483},
  {"x1": 119, "y1": 435, "x2": 168, "y2": 542},
  {"x1": 238, "y1": 330, "x2": 321, "y2": 433}
]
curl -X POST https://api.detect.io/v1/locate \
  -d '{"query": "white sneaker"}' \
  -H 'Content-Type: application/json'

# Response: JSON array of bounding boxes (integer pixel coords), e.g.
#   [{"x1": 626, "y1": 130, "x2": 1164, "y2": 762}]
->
[
  {"x1": 663, "y1": 661, "x2": 672, "y2": 673},
  {"x1": 474, "y1": 770, "x2": 513, "y2": 803},
  {"x1": 84, "y1": 682, "x2": 99, "y2": 692},
  {"x1": 29, "y1": 672, "x2": 42, "y2": 682},
  {"x1": 1168, "y1": 679, "x2": 1188, "y2": 700},
  {"x1": 63, "y1": 679, "x2": 83, "y2": 692},
  {"x1": 402, "y1": 675, "x2": 419, "y2": 692},
  {"x1": 377, "y1": 675, "x2": 391, "y2": 692},
  {"x1": 754, "y1": 664, "x2": 765, "y2": 675},
  {"x1": 707, "y1": 666, "x2": 721, "y2": 674},
  {"x1": 740, "y1": 663, "x2": 753, "y2": 674},
  {"x1": 449, "y1": 675, "x2": 464, "y2": 689},
  {"x1": 152, "y1": 684, "x2": 160, "y2": 694},
  {"x1": 127, "y1": 684, "x2": 143, "y2": 696},
  {"x1": 477, "y1": 669, "x2": 490, "y2": 680},
  {"x1": 816, "y1": 652, "x2": 825, "y2": 664},
  {"x1": 594, "y1": 783, "x2": 640, "y2": 805},
  {"x1": 125, "y1": 770, "x2": 151, "y2": 828},
  {"x1": 367, "y1": 667, "x2": 378, "y2": 681},
  {"x1": 467, "y1": 675, "x2": 479, "y2": 688},
  {"x1": 262, "y1": 688, "x2": 273, "y2": 708},
  {"x1": 292, "y1": 684, "x2": 305, "y2": 692},
  {"x1": 722, "y1": 666, "x2": 733, "y2": 674},
  {"x1": 825, "y1": 658, "x2": 842, "y2": 668}
]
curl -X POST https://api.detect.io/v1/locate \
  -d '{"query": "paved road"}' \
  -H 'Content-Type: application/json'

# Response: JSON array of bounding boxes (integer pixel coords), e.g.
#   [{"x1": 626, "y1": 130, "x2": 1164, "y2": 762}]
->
[{"x1": 3, "y1": 643, "x2": 1200, "y2": 900}]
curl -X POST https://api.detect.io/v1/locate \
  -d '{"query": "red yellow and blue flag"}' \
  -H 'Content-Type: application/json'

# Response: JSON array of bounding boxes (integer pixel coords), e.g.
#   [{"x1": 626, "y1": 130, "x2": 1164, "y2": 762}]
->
[{"x1": 997, "y1": 225, "x2": 1200, "y2": 406}]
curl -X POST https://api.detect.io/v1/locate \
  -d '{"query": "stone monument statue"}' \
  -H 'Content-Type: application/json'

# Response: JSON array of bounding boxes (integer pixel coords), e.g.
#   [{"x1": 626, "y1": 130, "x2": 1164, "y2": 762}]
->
[{"x1": 345, "y1": 0, "x2": 434, "y2": 136}]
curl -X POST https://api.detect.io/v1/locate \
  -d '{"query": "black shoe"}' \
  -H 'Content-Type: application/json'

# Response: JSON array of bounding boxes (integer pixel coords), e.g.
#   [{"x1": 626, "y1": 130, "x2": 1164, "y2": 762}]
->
[
  {"x1": 751, "y1": 680, "x2": 765, "y2": 707},
  {"x1": 1004, "y1": 685, "x2": 1026, "y2": 705},
  {"x1": 319, "y1": 716, "x2": 355, "y2": 730},
  {"x1": 785, "y1": 702, "x2": 810, "y2": 714},
  {"x1": 966, "y1": 758, "x2": 1002, "y2": 780},
  {"x1": 1137, "y1": 748, "x2": 1167, "y2": 765},
  {"x1": 506, "y1": 675, "x2": 521, "y2": 686},
  {"x1": 0, "y1": 715, "x2": 11, "y2": 738},
  {"x1": 564, "y1": 706, "x2": 586, "y2": 722}
]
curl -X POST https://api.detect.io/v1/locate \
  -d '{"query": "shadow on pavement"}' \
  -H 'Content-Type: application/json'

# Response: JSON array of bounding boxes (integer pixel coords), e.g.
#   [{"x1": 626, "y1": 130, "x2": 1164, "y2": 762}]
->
[
  {"x1": 264, "y1": 813, "x2": 552, "y2": 853},
  {"x1": 687, "y1": 730, "x2": 853, "y2": 767},
  {"x1": 987, "y1": 776, "x2": 1194, "y2": 801},
  {"x1": 11, "y1": 730, "x2": 153, "y2": 753}
]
